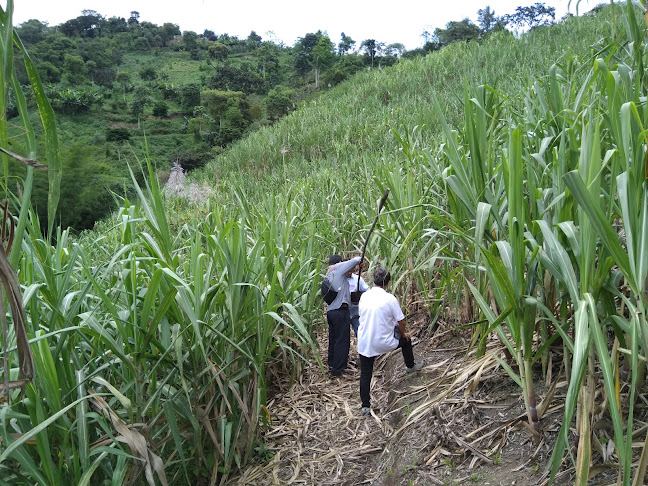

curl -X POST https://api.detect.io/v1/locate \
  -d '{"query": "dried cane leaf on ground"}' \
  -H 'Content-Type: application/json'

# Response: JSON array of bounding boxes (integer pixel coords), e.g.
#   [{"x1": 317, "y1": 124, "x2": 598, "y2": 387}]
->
[
  {"x1": 230, "y1": 299, "x2": 648, "y2": 486},
  {"x1": 227, "y1": 312, "x2": 569, "y2": 485}
]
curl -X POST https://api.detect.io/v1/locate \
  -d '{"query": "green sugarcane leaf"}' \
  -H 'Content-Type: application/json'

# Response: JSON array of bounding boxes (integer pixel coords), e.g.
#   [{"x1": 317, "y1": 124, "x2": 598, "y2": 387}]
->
[
  {"x1": 475, "y1": 202, "x2": 491, "y2": 263},
  {"x1": 0, "y1": 394, "x2": 97, "y2": 464},
  {"x1": 564, "y1": 171, "x2": 635, "y2": 293},
  {"x1": 78, "y1": 451, "x2": 108, "y2": 486},
  {"x1": 548, "y1": 299, "x2": 590, "y2": 483},
  {"x1": 536, "y1": 220, "x2": 579, "y2": 304},
  {"x1": 466, "y1": 281, "x2": 517, "y2": 358},
  {"x1": 587, "y1": 294, "x2": 627, "y2": 470},
  {"x1": 491, "y1": 353, "x2": 522, "y2": 388},
  {"x1": 482, "y1": 243, "x2": 516, "y2": 308},
  {"x1": 162, "y1": 401, "x2": 190, "y2": 484},
  {"x1": 11, "y1": 25, "x2": 61, "y2": 241},
  {"x1": 557, "y1": 221, "x2": 581, "y2": 258}
]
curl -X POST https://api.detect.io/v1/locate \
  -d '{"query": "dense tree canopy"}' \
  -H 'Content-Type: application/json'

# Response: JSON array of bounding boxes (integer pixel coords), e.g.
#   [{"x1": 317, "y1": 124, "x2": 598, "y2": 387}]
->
[
  {"x1": 506, "y1": 2, "x2": 556, "y2": 28},
  {"x1": 434, "y1": 19, "x2": 482, "y2": 46}
]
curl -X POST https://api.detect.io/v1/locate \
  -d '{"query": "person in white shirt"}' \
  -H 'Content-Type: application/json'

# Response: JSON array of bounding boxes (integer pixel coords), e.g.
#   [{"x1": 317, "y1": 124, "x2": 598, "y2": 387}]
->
[
  {"x1": 357, "y1": 268, "x2": 424, "y2": 414},
  {"x1": 347, "y1": 270, "x2": 369, "y2": 337}
]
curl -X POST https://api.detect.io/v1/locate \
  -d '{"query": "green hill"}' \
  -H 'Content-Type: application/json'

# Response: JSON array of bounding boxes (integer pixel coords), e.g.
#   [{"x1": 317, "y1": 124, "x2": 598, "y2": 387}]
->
[
  {"x1": 4, "y1": 3, "x2": 646, "y2": 485},
  {"x1": 6, "y1": 16, "x2": 370, "y2": 232}
]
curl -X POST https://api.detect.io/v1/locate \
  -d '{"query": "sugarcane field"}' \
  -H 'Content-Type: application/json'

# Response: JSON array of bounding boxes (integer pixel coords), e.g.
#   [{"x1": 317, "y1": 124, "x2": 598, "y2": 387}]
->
[{"x1": 4, "y1": 0, "x2": 648, "y2": 485}]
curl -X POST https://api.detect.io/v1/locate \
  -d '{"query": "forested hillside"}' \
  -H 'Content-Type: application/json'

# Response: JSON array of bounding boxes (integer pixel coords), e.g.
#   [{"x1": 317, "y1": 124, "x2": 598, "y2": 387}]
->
[
  {"x1": 8, "y1": 4, "x2": 562, "y2": 231},
  {"x1": 5, "y1": 2, "x2": 646, "y2": 485}
]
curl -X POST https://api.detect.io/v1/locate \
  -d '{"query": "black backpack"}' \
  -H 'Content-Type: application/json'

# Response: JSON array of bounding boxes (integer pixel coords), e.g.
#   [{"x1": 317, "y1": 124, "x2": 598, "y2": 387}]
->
[{"x1": 321, "y1": 273, "x2": 338, "y2": 304}]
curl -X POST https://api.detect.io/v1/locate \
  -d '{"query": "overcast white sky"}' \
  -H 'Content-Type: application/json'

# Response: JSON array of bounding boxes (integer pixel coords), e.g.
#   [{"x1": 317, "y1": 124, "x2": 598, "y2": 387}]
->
[{"x1": 12, "y1": 0, "x2": 595, "y2": 50}]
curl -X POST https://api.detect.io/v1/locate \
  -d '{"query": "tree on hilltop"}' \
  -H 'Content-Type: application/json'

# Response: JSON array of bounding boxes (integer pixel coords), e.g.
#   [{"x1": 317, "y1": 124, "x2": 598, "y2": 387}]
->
[
  {"x1": 159, "y1": 23, "x2": 181, "y2": 45},
  {"x1": 478, "y1": 6, "x2": 497, "y2": 32},
  {"x1": 360, "y1": 39, "x2": 385, "y2": 69},
  {"x1": 128, "y1": 11, "x2": 140, "y2": 27},
  {"x1": 384, "y1": 43, "x2": 405, "y2": 58},
  {"x1": 247, "y1": 31, "x2": 262, "y2": 49},
  {"x1": 202, "y1": 29, "x2": 217, "y2": 41},
  {"x1": 257, "y1": 42, "x2": 280, "y2": 81},
  {"x1": 15, "y1": 19, "x2": 50, "y2": 44},
  {"x1": 506, "y1": 3, "x2": 555, "y2": 29},
  {"x1": 103, "y1": 16, "x2": 128, "y2": 36},
  {"x1": 338, "y1": 33, "x2": 355, "y2": 55},
  {"x1": 294, "y1": 31, "x2": 335, "y2": 87},
  {"x1": 60, "y1": 10, "x2": 103, "y2": 38},
  {"x1": 311, "y1": 35, "x2": 335, "y2": 87},
  {"x1": 434, "y1": 19, "x2": 481, "y2": 47},
  {"x1": 183, "y1": 31, "x2": 199, "y2": 51}
]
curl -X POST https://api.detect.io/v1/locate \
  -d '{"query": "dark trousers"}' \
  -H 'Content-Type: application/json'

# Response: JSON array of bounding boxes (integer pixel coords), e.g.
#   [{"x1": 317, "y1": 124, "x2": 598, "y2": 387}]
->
[
  {"x1": 326, "y1": 307, "x2": 351, "y2": 375},
  {"x1": 359, "y1": 337, "x2": 415, "y2": 408}
]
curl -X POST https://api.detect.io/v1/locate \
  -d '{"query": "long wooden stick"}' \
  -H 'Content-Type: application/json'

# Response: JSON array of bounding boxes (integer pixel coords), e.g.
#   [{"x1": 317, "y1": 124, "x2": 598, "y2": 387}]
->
[{"x1": 354, "y1": 189, "x2": 390, "y2": 296}]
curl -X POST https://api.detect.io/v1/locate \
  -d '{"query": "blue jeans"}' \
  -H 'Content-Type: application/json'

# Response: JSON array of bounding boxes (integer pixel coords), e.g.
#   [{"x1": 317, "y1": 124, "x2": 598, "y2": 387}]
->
[{"x1": 351, "y1": 317, "x2": 360, "y2": 337}]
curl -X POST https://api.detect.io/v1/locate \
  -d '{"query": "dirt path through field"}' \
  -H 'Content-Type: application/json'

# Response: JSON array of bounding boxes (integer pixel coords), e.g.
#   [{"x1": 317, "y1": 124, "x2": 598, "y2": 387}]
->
[{"x1": 228, "y1": 313, "x2": 576, "y2": 485}]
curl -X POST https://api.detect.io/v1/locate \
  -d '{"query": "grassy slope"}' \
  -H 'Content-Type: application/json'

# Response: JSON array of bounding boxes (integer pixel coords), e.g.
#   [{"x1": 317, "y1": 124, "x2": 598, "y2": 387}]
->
[
  {"x1": 87, "y1": 7, "x2": 623, "y2": 267},
  {"x1": 192, "y1": 8, "x2": 617, "y2": 204}
]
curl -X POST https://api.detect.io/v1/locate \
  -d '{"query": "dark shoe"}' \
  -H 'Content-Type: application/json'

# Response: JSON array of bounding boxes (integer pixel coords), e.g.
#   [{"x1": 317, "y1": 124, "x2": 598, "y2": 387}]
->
[{"x1": 406, "y1": 361, "x2": 426, "y2": 374}]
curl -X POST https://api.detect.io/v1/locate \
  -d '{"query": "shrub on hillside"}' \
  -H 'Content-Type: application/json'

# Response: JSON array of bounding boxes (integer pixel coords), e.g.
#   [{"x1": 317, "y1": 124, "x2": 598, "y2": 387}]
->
[
  {"x1": 50, "y1": 87, "x2": 103, "y2": 115},
  {"x1": 160, "y1": 84, "x2": 179, "y2": 100},
  {"x1": 134, "y1": 36, "x2": 150, "y2": 50},
  {"x1": 209, "y1": 64, "x2": 265, "y2": 94},
  {"x1": 92, "y1": 67, "x2": 116, "y2": 87},
  {"x1": 322, "y1": 55, "x2": 364, "y2": 86},
  {"x1": 139, "y1": 66, "x2": 158, "y2": 81},
  {"x1": 109, "y1": 99, "x2": 128, "y2": 112},
  {"x1": 265, "y1": 85, "x2": 295, "y2": 121},
  {"x1": 152, "y1": 101, "x2": 169, "y2": 117},
  {"x1": 249, "y1": 104, "x2": 263, "y2": 120},
  {"x1": 169, "y1": 149, "x2": 212, "y2": 171},
  {"x1": 37, "y1": 61, "x2": 61, "y2": 83},
  {"x1": 180, "y1": 83, "x2": 202, "y2": 113},
  {"x1": 106, "y1": 127, "x2": 130, "y2": 142}
]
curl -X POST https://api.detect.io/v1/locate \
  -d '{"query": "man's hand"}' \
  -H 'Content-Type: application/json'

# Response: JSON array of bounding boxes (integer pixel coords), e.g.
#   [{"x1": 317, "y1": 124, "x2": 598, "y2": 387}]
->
[
  {"x1": 358, "y1": 258, "x2": 367, "y2": 272},
  {"x1": 402, "y1": 331, "x2": 411, "y2": 341}
]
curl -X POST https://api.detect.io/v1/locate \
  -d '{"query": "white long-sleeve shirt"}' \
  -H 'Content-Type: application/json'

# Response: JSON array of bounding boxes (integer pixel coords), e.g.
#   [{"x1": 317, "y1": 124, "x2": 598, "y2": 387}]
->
[{"x1": 357, "y1": 287, "x2": 405, "y2": 357}]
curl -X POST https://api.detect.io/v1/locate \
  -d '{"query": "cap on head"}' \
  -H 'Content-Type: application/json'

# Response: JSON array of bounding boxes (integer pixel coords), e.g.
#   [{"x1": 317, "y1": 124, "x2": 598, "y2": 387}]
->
[
  {"x1": 373, "y1": 268, "x2": 391, "y2": 287},
  {"x1": 329, "y1": 254, "x2": 342, "y2": 266}
]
